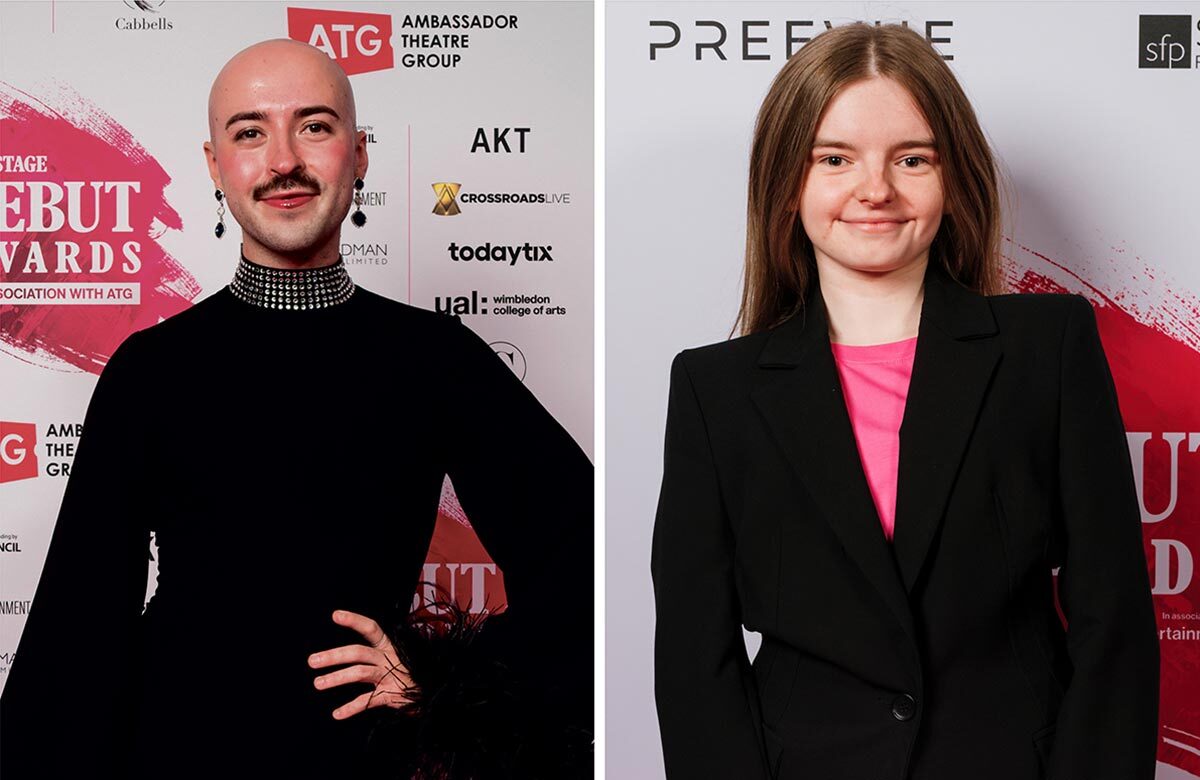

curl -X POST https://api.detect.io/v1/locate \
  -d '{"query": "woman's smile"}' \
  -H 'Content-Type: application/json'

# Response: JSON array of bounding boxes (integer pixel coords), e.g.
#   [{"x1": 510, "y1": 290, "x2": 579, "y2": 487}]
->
[{"x1": 841, "y1": 218, "x2": 909, "y2": 233}]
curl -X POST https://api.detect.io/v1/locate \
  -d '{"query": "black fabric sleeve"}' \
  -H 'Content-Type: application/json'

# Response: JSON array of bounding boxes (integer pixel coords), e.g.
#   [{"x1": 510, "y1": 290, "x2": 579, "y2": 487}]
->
[
  {"x1": 1048, "y1": 295, "x2": 1160, "y2": 779},
  {"x1": 443, "y1": 315, "x2": 592, "y2": 699},
  {"x1": 369, "y1": 314, "x2": 593, "y2": 778},
  {"x1": 1, "y1": 330, "x2": 153, "y2": 777},
  {"x1": 650, "y1": 352, "x2": 770, "y2": 779}
]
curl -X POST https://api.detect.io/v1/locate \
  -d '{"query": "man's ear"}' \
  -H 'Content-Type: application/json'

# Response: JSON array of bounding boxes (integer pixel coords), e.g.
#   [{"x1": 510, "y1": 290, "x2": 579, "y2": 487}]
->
[
  {"x1": 354, "y1": 129, "x2": 369, "y2": 180},
  {"x1": 203, "y1": 140, "x2": 222, "y2": 191}
]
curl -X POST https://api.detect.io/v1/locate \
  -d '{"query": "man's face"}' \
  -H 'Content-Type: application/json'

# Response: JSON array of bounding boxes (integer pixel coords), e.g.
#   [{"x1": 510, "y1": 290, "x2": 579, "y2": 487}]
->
[{"x1": 204, "y1": 41, "x2": 367, "y2": 262}]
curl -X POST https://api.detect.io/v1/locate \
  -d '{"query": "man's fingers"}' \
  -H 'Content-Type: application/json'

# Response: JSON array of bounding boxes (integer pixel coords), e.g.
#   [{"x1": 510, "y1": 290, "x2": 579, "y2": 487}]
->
[
  {"x1": 331, "y1": 609, "x2": 388, "y2": 648},
  {"x1": 308, "y1": 643, "x2": 380, "y2": 669},
  {"x1": 367, "y1": 687, "x2": 415, "y2": 711},
  {"x1": 313, "y1": 663, "x2": 379, "y2": 690},
  {"x1": 329, "y1": 689, "x2": 410, "y2": 719},
  {"x1": 331, "y1": 690, "x2": 373, "y2": 720},
  {"x1": 314, "y1": 610, "x2": 411, "y2": 721}
]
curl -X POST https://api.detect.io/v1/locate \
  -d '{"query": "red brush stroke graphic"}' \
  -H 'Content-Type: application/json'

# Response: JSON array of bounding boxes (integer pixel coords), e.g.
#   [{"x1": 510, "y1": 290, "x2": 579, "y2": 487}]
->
[
  {"x1": 413, "y1": 476, "x2": 507, "y2": 621},
  {"x1": 1005, "y1": 240, "x2": 1200, "y2": 775},
  {"x1": 0, "y1": 81, "x2": 200, "y2": 374}
]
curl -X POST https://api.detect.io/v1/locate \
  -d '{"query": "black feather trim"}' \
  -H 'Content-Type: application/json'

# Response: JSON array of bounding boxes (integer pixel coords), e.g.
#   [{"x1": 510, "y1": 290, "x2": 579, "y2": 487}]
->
[{"x1": 364, "y1": 590, "x2": 593, "y2": 779}]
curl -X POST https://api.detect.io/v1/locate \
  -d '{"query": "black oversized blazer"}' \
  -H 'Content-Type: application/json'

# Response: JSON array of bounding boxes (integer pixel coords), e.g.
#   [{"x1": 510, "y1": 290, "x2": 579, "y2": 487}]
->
[{"x1": 651, "y1": 262, "x2": 1159, "y2": 780}]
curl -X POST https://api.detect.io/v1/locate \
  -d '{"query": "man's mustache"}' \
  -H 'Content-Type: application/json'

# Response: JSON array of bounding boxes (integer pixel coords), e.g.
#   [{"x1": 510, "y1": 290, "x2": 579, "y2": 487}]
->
[{"x1": 254, "y1": 173, "x2": 322, "y2": 200}]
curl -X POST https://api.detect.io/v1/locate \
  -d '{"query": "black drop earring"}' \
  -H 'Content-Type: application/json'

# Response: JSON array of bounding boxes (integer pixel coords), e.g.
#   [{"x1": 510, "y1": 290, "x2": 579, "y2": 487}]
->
[
  {"x1": 351, "y1": 178, "x2": 367, "y2": 227},
  {"x1": 214, "y1": 189, "x2": 226, "y2": 239}
]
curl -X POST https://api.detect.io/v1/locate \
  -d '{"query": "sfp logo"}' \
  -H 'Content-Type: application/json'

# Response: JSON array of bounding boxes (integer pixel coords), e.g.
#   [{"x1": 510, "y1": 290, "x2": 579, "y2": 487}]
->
[
  {"x1": 1139, "y1": 15, "x2": 1193, "y2": 69},
  {"x1": 287, "y1": 8, "x2": 394, "y2": 76},
  {"x1": 0, "y1": 422, "x2": 38, "y2": 484}
]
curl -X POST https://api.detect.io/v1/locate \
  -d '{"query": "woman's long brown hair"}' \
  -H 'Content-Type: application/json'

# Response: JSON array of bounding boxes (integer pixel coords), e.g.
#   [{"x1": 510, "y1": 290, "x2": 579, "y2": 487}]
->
[{"x1": 736, "y1": 22, "x2": 1009, "y2": 336}]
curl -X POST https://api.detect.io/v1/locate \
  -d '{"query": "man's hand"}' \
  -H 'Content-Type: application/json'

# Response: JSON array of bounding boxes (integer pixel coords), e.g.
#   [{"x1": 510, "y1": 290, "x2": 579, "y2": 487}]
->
[{"x1": 308, "y1": 610, "x2": 417, "y2": 720}]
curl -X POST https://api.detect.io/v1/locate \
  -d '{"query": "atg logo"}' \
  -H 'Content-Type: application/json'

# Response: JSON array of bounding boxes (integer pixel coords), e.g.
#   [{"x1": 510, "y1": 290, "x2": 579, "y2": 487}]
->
[
  {"x1": 287, "y1": 8, "x2": 394, "y2": 76},
  {"x1": 0, "y1": 422, "x2": 38, "y2": 484},
  {"x1": 1139, "y1": 15, "x2": 1193, "y2": 69}
]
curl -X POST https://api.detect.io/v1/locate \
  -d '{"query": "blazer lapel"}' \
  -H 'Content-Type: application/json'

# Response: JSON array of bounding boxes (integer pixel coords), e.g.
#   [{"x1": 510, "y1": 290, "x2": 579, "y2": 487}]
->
[
  {"x1": 751, "y1": 275, "x2": 914, "y2": 645},
  {"x1": 749, "y1": 263, "x2": 1001, "y2": 644},
  {"x1": 892, "y1": 265, "x2": 1001, "y2": 593}
]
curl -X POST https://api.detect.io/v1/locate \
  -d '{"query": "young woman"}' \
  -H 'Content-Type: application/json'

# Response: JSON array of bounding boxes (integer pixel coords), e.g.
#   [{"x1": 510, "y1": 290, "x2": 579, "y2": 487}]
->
[{"x1": 651, "y1": 23, "x2": 1159, "y2": 780}]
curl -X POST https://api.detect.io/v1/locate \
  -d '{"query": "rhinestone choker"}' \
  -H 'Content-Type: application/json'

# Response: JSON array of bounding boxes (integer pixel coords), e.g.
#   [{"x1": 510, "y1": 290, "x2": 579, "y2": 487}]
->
[{"x1": 229, "y1": 254, "x2": 355, "y2": 310}]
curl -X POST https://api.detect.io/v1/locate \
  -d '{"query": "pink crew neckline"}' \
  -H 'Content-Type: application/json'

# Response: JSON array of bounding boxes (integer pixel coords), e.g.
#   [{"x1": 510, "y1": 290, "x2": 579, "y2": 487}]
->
[{"x1": 830, "y1": 336, "x2": 918, "y2": 364}]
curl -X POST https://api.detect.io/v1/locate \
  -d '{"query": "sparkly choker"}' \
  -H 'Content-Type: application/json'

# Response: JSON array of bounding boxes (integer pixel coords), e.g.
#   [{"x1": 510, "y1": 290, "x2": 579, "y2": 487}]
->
[{"x1": 229, "y1": 255, "x2": 355, "y2": 310}]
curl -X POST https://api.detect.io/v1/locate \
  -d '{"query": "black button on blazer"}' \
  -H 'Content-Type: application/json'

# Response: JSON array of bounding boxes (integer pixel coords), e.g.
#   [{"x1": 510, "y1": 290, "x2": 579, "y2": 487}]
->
[{"x1": 651, "y1": 262, "x2": 1159, "y2": 780}]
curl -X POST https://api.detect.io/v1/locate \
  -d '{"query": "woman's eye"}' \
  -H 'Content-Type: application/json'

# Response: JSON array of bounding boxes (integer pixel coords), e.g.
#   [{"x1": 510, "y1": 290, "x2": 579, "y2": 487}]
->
[
  {"x1": 822, "y1": 156, "x2": 845, "y2": 167},
  {"x1": 901, "y1": 156, "x2": 928, "y2": 168}
]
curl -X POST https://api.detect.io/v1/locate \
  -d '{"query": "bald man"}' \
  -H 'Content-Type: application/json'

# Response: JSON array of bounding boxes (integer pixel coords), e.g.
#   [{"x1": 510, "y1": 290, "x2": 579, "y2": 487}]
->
[
  {"x1": 0, "y1": 40, "x2": 592, "y2": 779},
  {"x1": 203, "y1": 39, "x2": 364, "y2": 270}
]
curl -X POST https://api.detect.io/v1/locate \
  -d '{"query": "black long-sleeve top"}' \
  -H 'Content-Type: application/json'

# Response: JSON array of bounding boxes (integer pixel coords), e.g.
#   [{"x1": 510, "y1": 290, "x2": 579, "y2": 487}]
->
[{"x1": 0, "y1": 285, "x2": 593, "y2": 778}]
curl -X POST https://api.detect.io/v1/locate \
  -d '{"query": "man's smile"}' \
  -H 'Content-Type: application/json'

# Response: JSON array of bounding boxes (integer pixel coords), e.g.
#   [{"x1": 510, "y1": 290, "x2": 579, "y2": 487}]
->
[{"x1": 260, "y1": 192, "x2": 317, "y2": 209}]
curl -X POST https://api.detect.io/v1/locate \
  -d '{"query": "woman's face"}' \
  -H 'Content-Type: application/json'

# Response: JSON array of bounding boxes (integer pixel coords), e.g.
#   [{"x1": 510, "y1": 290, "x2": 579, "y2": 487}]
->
[{"x1": 797, "y1": 76, "x2": 946, "y2": 279}]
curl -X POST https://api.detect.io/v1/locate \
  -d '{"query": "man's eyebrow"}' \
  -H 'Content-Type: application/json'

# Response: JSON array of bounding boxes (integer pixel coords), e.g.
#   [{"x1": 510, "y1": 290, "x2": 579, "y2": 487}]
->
[
  {"x1": 225, "y1": 110, "x2": 267, "y2": 130},
  {"x1": 295, "y1": 105, "x2": 340, "y2": 120},
  {"x1": 812, "y1": 139, "x2": 937, "y2": 151},
  {"x1": 224, "y1": 106, "x2": 341, "y2": 131}
]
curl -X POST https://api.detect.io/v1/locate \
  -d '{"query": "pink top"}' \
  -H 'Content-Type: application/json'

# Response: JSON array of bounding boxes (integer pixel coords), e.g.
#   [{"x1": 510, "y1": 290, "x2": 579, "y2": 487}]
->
[{"x1": 830, "y1": 336, "x2": 918, "y2": 542}]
